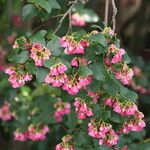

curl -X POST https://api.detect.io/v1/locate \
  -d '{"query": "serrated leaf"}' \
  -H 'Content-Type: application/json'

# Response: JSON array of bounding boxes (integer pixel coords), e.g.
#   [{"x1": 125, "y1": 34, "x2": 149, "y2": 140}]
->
[
  {"x1": 30, "y1": 30, "x2": 47, "y2": 45},
  {"x1": 88, "y1": 33, "x2": 107, "y2": 47},
  {"x1": 22, "y1": 4, "x2": 39, "y2": 20},
  {"x1": 78, "y1": 66, "x2": 93, "y2": 76},
  {"x1": 79, "y1": 9, "x2": 99, "y2": 23},
  {"x1": 8, "y1": 50, "x2": 29, "y2": 63},
  {"x1": 46, "y1": 37, "x2": 62, "y2": 56},
  {"x1": 36, "y1": 68, "x2": 49, "y2": 83},
  {"x1": 28, "y1": 0, "x2": 51, "y2": 13},
  {"x1": 89, "y1": 56, "x2": 108, "y2": 81},
  {"x1": 48, "y1": 0, "x2": 61, "y2": 9},
  {"x1": 26, "y1": 61, "x2": 37, "y2": 74}
]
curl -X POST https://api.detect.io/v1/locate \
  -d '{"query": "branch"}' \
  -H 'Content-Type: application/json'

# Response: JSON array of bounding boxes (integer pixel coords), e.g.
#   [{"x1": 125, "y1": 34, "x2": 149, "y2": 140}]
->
[
  {"x1": 54, "y1": 0, "x2": 78, "y2": 34},
  {"x1": 104, "y1": 0, "x2": 109, "y2": 27},
  {"x1": 111, "y1": 0, "x2": 117, "y2": 31}
]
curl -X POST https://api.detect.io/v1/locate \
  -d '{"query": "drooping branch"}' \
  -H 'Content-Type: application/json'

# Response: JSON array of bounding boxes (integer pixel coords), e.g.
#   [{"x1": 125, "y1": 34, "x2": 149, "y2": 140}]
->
[
  {"x1": 104, "y1": 0, "x2": 109, "y2": 27},
  {"x1": 54, "y1": 0, "x2": 79, "y2": 34},
  {"x1": 111, "y1": 0, "x2": 117, "y2": 31}
]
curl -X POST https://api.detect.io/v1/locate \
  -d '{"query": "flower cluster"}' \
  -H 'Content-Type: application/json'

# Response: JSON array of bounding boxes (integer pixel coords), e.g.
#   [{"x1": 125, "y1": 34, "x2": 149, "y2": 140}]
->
[
  {"x1": 30, "y1": 43, "x2": 51, "y2": 66},
  {"x1": 71, "y1": 13, "x2": 86, "y2": 27},
  {"x1": 115, "y1": 65, "x2": 134, "y2": 85},
  {"x1": 53, "y1": 101, "x2": 71, "y2": 122},
  {"x1": 87, "y1": 90, "x2": 101, "y2": 103},
  {"x1": 45, "y1": 63, "x2": 67, "y2": 87},
  {"x1": 74, "y1": 97, "x2": 93, "y2": 119},
  {"x1": 120, "y1": 111, "x2": 145, "y2": 134},
  {"x1": 5, "y1": 67, "x2": 32, "y2": 88},
  {"x1": 63, "y1": 75, "x2": 92, "y2": 95},
  {"x1": 56, "y1": 135, "x2": 74, "y2": 150},
  {"x1": 60, "y1": 36, "x2": 89, "y2": 54},
  {"x1": 71, "y1": 57, "x2": 90, "y2": 67},
  {"x1": 104, "y1": 44, "x2": 134, "y2": 85},
  {"x1": 104, "y1": 98, "x2": 139, "y2": 116},
  {"x1": 107, "y1": 44, "x2": 126, "y2": 64},
  {"x1": 14, "y1": 125, "x2": 49, "y2": 141},
  {"x1": 88, "y1": 120, "x2": 119, "y2": 147},
  {"x1": 0, "y1": 101, "x2": 14, "y2": 121}
]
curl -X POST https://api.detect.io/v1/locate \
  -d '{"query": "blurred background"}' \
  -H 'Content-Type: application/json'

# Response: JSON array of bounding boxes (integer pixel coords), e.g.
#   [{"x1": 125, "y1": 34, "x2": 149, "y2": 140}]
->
[{"x1": 0, "y1": 0, "x2": 150, "y2": 149}]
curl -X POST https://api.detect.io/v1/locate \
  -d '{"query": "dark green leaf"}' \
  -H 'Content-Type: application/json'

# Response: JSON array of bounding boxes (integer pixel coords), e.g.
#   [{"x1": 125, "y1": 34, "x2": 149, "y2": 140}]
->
[
  {"x1": 46, "y1": 37, "x2": 62, "y2": 56},
  {"x1": 36, "y1": 68, "x2": 49, "y2": 83},
  {"x1": 78, "y1": 65, "x2": 93, "y2": 76}
]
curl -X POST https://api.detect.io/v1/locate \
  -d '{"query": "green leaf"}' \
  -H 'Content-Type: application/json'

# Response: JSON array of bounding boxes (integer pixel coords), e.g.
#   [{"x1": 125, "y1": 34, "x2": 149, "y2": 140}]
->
[
  {"x1": 22, "y1": 4, "x2": 39, "y2": 20},
  {"x1": 8, "y1": 50, "x2": 29, "y2": 63},
  {"x1": 28, "y1": 0, "x2": 51, "y2": 13},
  {"x1": 30, "y1": 30, "x2": 47, "y2": 45},
  {"x1": 109, "y1": 111, "x2": 122, "y2": 123},
  {"x1": 79, "y1": 9, "x2": 99, "y2": 23},
  {"x1": 87, "y1": 33, "x2": 107, "y2": 47},
  {"x1": 36, "y1": 68, "x2": 49, "y2": 83},
  {"x1": 48, "y1": 0, "x2": 61, "y2": 9},
  {"x1": 46, "y1": 37, "x2": 62, "y2": 56},
  {"x1": 89, "y1": 56, "x2": 108, "y2": 81},
  {"x1": 44, "y1": 59, "x2": 57, "y2": 68},
  {"x1": 119, "y1": 87, "x2": 138, "y2": 102},
  {"x1": 26, "y1": 61, "x2": 38, "y2": 74},
  {"x1": 78, "y1": 66, "x2": 93, "y2": 76}
]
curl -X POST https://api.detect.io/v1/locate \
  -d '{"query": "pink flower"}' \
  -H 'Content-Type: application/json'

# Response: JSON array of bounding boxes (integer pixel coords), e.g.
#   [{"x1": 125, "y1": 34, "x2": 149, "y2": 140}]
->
[
  {"x1": 0, "y1": 101, "x2": 14, "y2": 121},
  {"x1": 74, "y1": 97, "x2": 93, "y2": 119},
  {"x1": 104, "y1": 98, "x2": 114, "y2": 107},
  {"x1": 71, "y1": 13, "x2": 86, "y2": 27},
  {"x1": 5, "y1": 67, "x2": 32, "y2": 88},
  {"x1": 71, "y1": 57, "x2": 90, "y2": 67},
  {"x1": 87, "y1": 90, "x2": 101, "y2": 103},
  {"x1": 27, "y1": 125, "x2": 49, "y2": 141},
  {"x1": 14, "y1": 131, "x2": 28, "y2": 142},
  {"x1": 45, "y1": 73, "x2": 67, "y2": 87},
  {"x1": 88, "y1": 120, "x2": 119, "y2": 147},
  {"x1": 56, "y1": 135, "x2": 74, "y2": 150},
  {"x1": 60, "y1": 36, "x2": 89, "y2": 55},
  {"x1": 111, "y1": 49, "x2": 126, "y2": 64},
  {"x1": 30, "y1": 43, "x2": 51, "y2": 66},
  {"x1": 115, "y1": 67, "x2": 134, "y2": 85},
  {"x1": 50, "y1": 63, "x2": 67, "y2": 76},
  {"x1": 54, "y1": 101, "x2": 71, "y2": 123}
]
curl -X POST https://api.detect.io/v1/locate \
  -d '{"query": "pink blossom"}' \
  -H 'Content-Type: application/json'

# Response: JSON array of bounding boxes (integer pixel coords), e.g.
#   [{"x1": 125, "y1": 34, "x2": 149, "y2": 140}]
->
[
  {"x1": 54, "y1": 101, "x2": 71, "y2": 123},
  {"x1": 45, "y1": 73, "x2": 67, "y2": 87},
  {"x1": 87, "y1": 90, "x2": 101, "y2": 103},
  {"x1": 115, "y1": 68, "x2": 134, "y2": 85},
  {"x1": 30, "y1": 43, "x2": 51, "y2": 66},
  {"x1": 0, "y1": 101, "x2": 14, "y2": 121},
  {"x1": 104, "y1": 98, "x2": 114, "y2": 107},
  {"x1": 88, "y1": 120, "x2": 119, "y2": 147},
  {"x1": 27, "y1": 125, "x2": 49, "y2": 141},
  {"x1": 50, "y1": 63, "x2": 67, "y2": 76},
  {"x1": 56, "y1": 135, "x2": 74, "y2": 150},
  {"x1": 14, "y1": 131, "x2": 28, "y2": 141},
  {"x1": 60, "y1": 36, "x2": 89, "y2": 55},
  {"x1": 74, "y1": 97, "x2": 93, "y2": 119},
  {"x1": 71, "y1": 13, "x2": 86, "y2": 27},
  {"x1": 111, "y1": 48, "x2": 126, "y2": 64},
  {"x1": 5, "y1": 67, "x2": 32, "y2": 88},
  {"x1": 71, "y1": 57, "x2": 90, "y2": 67}
]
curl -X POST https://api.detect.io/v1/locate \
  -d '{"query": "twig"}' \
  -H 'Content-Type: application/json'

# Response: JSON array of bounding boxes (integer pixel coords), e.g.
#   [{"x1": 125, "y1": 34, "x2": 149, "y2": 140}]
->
[
  {"x1": 67, "y1": 10, "x2": 72, "y2": 34},
  {"x1": 54, "y1": 0, "x2": 78, "y2": 34},
  {"x1": 111, "y1": 0, "x2": 117, "y2": 31},
  {"x1": 104, "y1": 0, "x2": 109, "y2": 27}
]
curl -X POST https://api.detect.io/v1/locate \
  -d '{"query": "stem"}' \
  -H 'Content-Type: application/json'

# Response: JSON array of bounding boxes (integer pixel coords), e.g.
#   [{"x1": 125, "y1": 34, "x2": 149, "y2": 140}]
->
[
  {"x1": 54, "y1": 0, "x2": 78, "y2": 34},
  {"x1": 104, "y1": 0, "x2": 109, "y2": 27},
  {"x1": 67, "y1": 10, "x2": 72, "y2": 34},
  {"x1": 111, "y1": 0, "x2": 117, "y2": 31}
]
